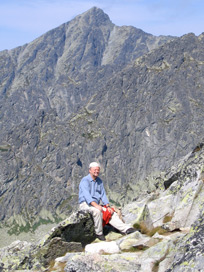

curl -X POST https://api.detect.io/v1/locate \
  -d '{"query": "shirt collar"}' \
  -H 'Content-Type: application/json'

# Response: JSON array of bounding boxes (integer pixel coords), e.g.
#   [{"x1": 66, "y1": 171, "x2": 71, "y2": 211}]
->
[{"x1": 88, "y1": 173, "x2": 98, "y2": 182}]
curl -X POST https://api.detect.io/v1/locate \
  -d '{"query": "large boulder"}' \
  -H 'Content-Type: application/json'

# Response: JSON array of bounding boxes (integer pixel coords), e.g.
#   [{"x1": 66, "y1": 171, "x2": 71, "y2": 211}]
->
[
  {"x1": 166, "y1": 215, "x2": 204, "y2": 272},
  {"x1": 122, "y1": 145, "x2": 204, "y2": 236},
  {"x1": 39, "y1": 210, "x2": 95, "y2": 247},
  {"x1": 0, "y1": 210, "x2": 95, "y2": 271}
]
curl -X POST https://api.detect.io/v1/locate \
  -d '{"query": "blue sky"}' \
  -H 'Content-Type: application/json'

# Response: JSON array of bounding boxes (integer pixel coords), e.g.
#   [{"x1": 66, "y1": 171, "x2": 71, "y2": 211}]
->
[{"x1": 0, "y1": 0, "x2": 203, "y2": 51}]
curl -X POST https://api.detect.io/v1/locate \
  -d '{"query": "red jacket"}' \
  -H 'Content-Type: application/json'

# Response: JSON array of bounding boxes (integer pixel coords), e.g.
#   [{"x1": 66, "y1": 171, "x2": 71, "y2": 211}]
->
[{"x1": 102, "y1": 206, "x2": 115, "y2": 227}]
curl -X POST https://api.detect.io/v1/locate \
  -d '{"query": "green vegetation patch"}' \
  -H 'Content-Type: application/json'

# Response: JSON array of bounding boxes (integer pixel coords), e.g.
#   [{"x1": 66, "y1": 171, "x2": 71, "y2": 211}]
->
[
  {"x1": 7, "y1": 215, "x2": 63, "y2": 235},
  {"x1": 8, "y1": 221, "x2": 32, "y2": 235},
  {"x1": 163, "y1": 215, "x2": 173, "y2": 223},
  {"x1": 0, "y1": 145, "x2": 11, "y2": 152},
  {"x1": 133, "y1": 221, "x2": 168, "y2": 237}
]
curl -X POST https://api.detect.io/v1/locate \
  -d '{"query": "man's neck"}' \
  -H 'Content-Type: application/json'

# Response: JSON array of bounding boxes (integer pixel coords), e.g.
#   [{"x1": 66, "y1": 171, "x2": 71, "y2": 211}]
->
[{"x1": 90, "y1": 174, "x2": 97, "y2": 181}]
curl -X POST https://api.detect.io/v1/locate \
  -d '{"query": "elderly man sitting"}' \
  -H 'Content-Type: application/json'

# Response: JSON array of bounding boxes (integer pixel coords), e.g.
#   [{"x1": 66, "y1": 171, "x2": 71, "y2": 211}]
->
[{"x1": 79, "y1": 162, "x2": 136, "y2": 241}]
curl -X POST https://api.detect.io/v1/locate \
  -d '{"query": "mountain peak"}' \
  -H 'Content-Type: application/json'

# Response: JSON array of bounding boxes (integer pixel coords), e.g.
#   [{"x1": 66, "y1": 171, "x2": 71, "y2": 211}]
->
[
  {"x1": 83, "y1": 6, "x2": 108, "y2": 16},
  {"x1": 75, "y1": 6, "x2": 112, "y2": 26}
]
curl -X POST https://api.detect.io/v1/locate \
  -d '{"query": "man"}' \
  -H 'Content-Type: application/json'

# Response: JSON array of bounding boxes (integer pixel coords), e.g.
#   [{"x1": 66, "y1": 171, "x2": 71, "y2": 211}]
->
[{"x1": 79, "y1": 162, "x2": 136, "y2": 241}]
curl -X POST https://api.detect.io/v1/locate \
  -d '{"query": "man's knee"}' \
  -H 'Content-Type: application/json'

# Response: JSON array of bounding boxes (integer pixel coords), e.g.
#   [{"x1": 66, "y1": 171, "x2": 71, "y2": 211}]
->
[{"x1": 92, "y1": 207, "x2": 102, "y2": 218}]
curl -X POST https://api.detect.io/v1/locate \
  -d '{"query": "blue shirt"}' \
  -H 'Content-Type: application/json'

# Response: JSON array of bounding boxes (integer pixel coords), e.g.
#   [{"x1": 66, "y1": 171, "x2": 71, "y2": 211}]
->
[{"x1": 78, "y1": 174, "x2": 109, "y2": 205}]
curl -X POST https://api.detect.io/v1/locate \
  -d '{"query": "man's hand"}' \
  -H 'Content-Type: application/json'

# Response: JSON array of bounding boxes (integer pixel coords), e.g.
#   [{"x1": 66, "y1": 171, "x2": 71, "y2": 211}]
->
[
  {"x1": 90, "y1": 201, "x2": 103, "y2": 212},
  {"x1": 107, "y1": 207, "x2": 114, "y2": 215}
]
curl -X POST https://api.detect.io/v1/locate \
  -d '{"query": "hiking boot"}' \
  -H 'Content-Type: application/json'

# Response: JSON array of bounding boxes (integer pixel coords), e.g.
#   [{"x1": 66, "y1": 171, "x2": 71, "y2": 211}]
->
[
  {"x1": 96, "y1": 234, "x2": 106, "y2": 241},
  {"x1": 125, "y1": 228, "x2": 137, "y2": 235}
]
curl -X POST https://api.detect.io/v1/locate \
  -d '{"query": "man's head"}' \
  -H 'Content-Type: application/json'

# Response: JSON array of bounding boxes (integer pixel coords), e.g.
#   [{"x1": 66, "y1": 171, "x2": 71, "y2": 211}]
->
[{"x1": 89, "y1": 162, "x2": 100, "y2": 180}]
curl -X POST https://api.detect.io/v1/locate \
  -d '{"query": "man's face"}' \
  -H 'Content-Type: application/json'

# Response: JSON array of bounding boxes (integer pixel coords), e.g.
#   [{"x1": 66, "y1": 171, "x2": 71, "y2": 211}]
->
[{"x1": 89, "y1": 166, "x2": 100, "y2": 180}]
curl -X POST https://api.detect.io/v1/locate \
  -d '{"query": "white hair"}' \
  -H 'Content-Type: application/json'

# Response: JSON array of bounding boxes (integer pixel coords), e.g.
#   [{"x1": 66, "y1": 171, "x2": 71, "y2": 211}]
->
[{"x1": 89, "y1": 162, "x2": 101, "y2": 168}]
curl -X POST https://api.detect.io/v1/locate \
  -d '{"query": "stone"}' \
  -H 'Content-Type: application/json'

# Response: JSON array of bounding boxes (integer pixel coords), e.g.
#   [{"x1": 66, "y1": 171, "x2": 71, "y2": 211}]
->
[
  {"x1": 166, "y1": 215, "x2": 204, "y2": 271},
  {"x1": 64, "y1": 252, "x2": 141, "y2": 272},
  {"x1": 39, "y1": 210, "x2": 95, "y2": 248},
  {"x1": 147, "y1": 194, "x2": 175, "y2": 228},
  {"x1": 38, "y1": 237, "x2": 83, "y2": 266},
  {"x1": 0, "y1": 240, "x2": 34, "y2": 271},
  {"x1": 117, "y1": 231, "x2": 144, "y2": 251},
  {"x1": 85, "y1": 241, "x2": 120, "y2": 254},
  {"x1": 165, "y1": 179, "x2": 204, "y2": 231}
]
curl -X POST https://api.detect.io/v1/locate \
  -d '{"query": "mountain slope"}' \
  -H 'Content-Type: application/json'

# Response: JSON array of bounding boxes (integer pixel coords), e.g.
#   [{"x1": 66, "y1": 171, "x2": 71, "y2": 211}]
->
[
  {"x1": 0, "y1": 7, "x2": 174, "y2": 128},
  {"x1": 2, "y1": 7, "x2": 202, "y2": 236},
  {"x1": 62, "y1": 32, "x2": 204, "y2": 201}
]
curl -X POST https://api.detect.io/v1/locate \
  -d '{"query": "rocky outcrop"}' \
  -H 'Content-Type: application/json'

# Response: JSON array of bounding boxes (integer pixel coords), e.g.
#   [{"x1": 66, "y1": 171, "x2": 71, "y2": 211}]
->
[
  {"x1": 1, "y1": 143, "x2": 204, "y2": 271},
  {"x1": 0, "y1": 210, "x2": 95, "y2": 271},
  {"x1": 166, "y1": 216, "x2": 204, "y2": 272}
]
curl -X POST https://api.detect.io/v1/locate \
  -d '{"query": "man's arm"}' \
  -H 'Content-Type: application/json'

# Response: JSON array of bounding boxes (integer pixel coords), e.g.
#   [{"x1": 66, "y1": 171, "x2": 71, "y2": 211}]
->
[
  {"x1": 91, "y1": 201, "x2": 113, "y2": 214},
  {"x1": 90, "y1": 201, "x2": 103, "y2": 211}
]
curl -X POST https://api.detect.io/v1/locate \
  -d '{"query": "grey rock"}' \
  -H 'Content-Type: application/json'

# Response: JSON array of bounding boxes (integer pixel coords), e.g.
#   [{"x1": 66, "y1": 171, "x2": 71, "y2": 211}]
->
[
  {"x1": 166, "y1": 216, "x2": 204, "y2": 272},
  {"x1": 85, "y1": 241, "x2": 120, "y2": 254},
  {"x1": 0, "y1": 210, "x2": 95, "y2": 270},
  {"x1": 64, "y1": 252, "x2": 141, "y2": 272},
  {"x1": 40, "y1": 210, "x2": 95, "y2": 247}
]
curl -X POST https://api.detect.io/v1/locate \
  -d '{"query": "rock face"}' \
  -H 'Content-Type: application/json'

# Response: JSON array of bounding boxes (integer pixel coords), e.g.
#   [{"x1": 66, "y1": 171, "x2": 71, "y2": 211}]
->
[
  {"x1": 0, "y1": 7, "x2": 175, "y2": 231},
  {"x1": 1, "y1": 143, "x2": 204, "y2": 271},
  {"x1": 1, "y1": 6, "x2": 204, "y2": 245}
]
